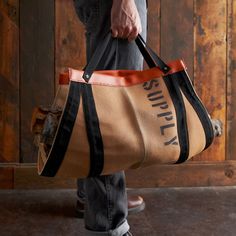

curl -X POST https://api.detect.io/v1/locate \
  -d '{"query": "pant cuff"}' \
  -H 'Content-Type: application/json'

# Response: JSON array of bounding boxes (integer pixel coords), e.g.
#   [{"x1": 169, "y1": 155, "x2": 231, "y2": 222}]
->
[
  {"x1": 77, "y1": 196, "x2": 86, "y2": 204},
  {"x1": 85, "y1": 220, "x2": 130, "y2": 236}
]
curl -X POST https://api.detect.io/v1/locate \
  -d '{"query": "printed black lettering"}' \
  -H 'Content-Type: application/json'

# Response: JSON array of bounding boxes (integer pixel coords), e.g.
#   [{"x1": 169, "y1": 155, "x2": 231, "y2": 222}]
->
[
  {"x1": 157, "y1": 111, "x2": 172, "y2": 118},
  {"x1": 152, "y1": 101, "x2": 169, "y2": 109},
  {"x1": 165, "y1": 116, "x2": 173, "y2": 121},
  {"x1": 149, "y1": 95, "x2": 164, "y2": 102},
  {"x1": 164, "y1": 136, "x2": 178, "y2": 146},
  {"x1": 143, "y1": 80, "x2": 159, "y2": 90},
  {"x1": 160, "y1": 123, "x2": 175, "y2": 135},
  {"x1": 143, "y1": 80, "x2": 177, "y2": 147},
  {"x1": 147, "y1": 91, "x2": 162, "y2": 98},
  {"x1": 157, "y1": 111, "x2": 173, "y2": 122},
  {"x1": 160, "y1": 103, "x2": 169, "y2": 109}
]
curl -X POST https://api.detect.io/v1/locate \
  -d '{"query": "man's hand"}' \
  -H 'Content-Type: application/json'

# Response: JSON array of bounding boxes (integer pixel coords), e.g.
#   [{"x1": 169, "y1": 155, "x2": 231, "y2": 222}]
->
[{"x1": 111, "y1": 0, "x2": 142, "y2": 42}]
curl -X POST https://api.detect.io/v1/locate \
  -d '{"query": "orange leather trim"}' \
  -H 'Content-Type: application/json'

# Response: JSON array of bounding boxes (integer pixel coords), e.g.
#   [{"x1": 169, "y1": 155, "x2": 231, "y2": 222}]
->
[{"x1": 68, "y1": 59, "x2": 187, "y2": 87}]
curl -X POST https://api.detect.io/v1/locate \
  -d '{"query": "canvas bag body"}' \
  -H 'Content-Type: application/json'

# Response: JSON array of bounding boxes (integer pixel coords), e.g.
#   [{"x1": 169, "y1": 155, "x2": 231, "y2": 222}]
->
[{"x1": 36, "y1": 34, "x2": 214, "y2": 178}]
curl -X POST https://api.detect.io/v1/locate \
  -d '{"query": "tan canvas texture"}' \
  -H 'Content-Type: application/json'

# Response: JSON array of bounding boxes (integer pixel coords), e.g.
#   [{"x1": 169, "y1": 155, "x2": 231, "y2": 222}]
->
[{"x1": 37, "y1": 66, "x2": 211, "y2": 178}]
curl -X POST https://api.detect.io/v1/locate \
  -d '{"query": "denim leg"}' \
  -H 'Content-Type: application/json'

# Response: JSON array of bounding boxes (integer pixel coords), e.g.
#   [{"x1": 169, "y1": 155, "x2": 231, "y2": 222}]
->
[
  {"x1": 74, "y1": 0, "x2": 147, "y2": 235},
  {"x1": 84, "y1": 172, "x2": 129, "y2": 234}
]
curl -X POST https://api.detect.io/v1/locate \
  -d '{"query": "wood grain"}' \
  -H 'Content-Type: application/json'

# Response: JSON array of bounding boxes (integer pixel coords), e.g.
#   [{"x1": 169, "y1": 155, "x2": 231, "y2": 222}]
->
[
  {"x1": 126, "y1": 161, "x2": 236, "y2": 188},
  {"x1": 0, "y1": 0, "x2": 19, "y2": 162},
  {"x1": 160, "y1": 0, "x2": 194, "y2": 79},
  {"x1": 55, "y1": 0, "x2": 86, "y2": 88},
  {"x1": 1, "y1": 162, "x2": 236, "y2": 189},
  {"x1": 146, "y1": 0, "x2": 160, "y2": 55},
  {"x1": 14, "y1": 165, "x2": 76, "y2": 189},
  {"x1": 0, "y1": 167, "x2": 14, "y2": 189},
  {"x1": 194, "y1": 0, "x2": 227, "y2": 161},
  {"x1": 0, "y1": 0, "x2": 234, "y2": 189},
  {"x1": 20, "y1": 0, "x2": 55, "y2": 162},
  {"x1": 227, "y1": 0, "x2": 236, "y2": 160}
]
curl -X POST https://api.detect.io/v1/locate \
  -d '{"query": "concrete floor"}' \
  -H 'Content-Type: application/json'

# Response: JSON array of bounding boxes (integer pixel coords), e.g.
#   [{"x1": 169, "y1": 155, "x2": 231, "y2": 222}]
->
[{"x1": 0, "y1": 187, "x2": 236, "y2": 236}]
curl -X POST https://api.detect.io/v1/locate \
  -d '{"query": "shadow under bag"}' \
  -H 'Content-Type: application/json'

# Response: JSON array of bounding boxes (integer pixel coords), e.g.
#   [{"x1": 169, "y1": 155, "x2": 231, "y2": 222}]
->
[{"x1": 32, "y1": 33, "x2": 215, "y2": 178}]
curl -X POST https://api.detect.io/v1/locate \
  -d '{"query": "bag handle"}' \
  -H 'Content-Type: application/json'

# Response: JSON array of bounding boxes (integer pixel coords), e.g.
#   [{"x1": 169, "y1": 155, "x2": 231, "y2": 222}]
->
[
  {"x1": 82, "y1": 33, "x2": 170, "y2": 82},
  {"x1": 82, "y1": 33, "x2": 114, "y2": 81},
  {"x1": 135, "y1": 35, "x2": 170, "y2": 72}
]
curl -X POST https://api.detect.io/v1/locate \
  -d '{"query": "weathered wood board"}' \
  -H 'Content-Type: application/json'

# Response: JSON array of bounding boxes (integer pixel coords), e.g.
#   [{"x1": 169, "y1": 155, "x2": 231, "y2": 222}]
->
[
  {"x1": 20, "y1": 0, "x2": 55, "y2": 162},
  {"x1": 161, "y1": 0, "x2": 194, "y2": 79},
  {"x1": 55, "y1": 0, "x2": 86, "y2": 88},
  {"x1": 194, "y1": 0, "x2": 227, "y2": 161},
  {"x1": 0, "y1": 0, "x2": 19, "y2": 163},
  {"x1": 227, "y1": 0, "x2": 236, "y2": 160}
]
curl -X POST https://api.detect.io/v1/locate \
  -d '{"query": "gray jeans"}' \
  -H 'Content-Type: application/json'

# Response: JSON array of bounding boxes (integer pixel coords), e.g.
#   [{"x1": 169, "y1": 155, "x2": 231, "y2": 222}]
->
[{"x1": 73, "y1": 0, "x2": 147, "y2": 235}]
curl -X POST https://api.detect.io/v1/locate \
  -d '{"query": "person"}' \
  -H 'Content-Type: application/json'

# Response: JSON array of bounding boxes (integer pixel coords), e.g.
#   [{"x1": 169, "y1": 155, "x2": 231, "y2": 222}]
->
[{"x1": 73, "y1": 0, "x2": 147, "y2": 235}]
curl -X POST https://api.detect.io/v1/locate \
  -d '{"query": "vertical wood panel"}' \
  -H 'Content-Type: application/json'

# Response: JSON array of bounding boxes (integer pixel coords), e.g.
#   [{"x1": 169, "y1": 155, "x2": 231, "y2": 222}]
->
[
  {"x1": 227, "y1": 0, "x2": 236, "y2": 160},
  {"x1": 194, "y1": 0, "x2": 226, "y2": 161},
  {"x1": 161, "y1": 0, "x2": 194, "y2": 79},
  {"x1": 55, "y1": 0, "x2": 86, "y2": 87},
  {"x1": 0, "y1": 0, "x2": 19, "y2": 162},
  {"x1": 146, "y1": 0, "x2": 160, "y2": 55},
  {"x1": 20, "y1": 0, "x2": 55, "y2": 162},
  {"x1": 0, "y1": 167, "x2": 13, "y2": 189}
]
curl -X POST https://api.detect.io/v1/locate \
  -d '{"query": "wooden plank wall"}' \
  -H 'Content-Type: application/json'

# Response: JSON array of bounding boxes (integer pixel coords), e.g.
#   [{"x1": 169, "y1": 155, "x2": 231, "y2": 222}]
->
[
  {"x1": 0, "y1": 0, "x2": 19, "y2": 163},
  {"x1": 1, "y1": 0, "x2": 236, "y2": 189},
  {"x1": 20, "y1": 0, "x2": 55, "y2": 163},
  {"x1": 55, "y1": 0, "x2": 86, "y2": 86},
  {"x1": 227, "y1": 0, "x2": 236, "y2": 160},
  {"x1": 194, "y1": 0, "x2": 227, "y2": 161},
  {"x1": 146, "y1": 0, "x2": 160, "y2": 55},
  {"x1": 161, "y1": 0, "x2": 194, "y2": 79}
]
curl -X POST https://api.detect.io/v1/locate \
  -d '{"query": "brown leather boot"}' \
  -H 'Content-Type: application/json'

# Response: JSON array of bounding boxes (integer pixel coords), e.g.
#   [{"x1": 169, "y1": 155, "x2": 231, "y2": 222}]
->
[{"x1": 76, "y1": 194, "x2": 145, "y2": 218}]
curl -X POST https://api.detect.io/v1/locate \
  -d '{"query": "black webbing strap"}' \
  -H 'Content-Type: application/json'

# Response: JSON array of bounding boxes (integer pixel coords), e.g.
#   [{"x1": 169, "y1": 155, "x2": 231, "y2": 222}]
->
[
  {"x1": 81, "y1": 84, "x2": 104, "y2": 177},
  {"x1": 163, "y1": 75, "x2": 189, "y2": 164},
  {"x1": 82, "y1": 33, "x2": 114, "y2": 82},
  {"x1": 83, "y1": 33, "x2": 171, "y2": 82},
  {"x1": 42, "y1": 82, "x2": 81, "y2": 177},
  {"x1": 135, "y1": 34, "x2": 171, "y2": 72},
  {"x1": 175, "y1": 71, "x2": 214, "y2": 150}
]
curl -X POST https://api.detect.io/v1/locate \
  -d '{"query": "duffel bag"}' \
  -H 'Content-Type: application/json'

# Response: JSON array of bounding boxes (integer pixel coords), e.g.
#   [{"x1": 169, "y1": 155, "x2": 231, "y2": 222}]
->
[{"x1": 31, "y1": 33, "x2": 215, "y2": 178}]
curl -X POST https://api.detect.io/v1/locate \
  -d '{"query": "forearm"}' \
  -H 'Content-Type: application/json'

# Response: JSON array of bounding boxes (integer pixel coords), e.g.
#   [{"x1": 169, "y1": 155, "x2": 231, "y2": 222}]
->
[{"x1": 111, "y1": 0, "x2": 142, "y2": 41}]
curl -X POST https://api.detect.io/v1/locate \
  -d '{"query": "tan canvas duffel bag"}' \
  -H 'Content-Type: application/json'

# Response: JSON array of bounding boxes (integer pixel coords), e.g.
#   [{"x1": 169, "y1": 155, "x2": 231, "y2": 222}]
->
[{"x1": 31, "y1": 34, "x2": 216, "y2": 178}]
